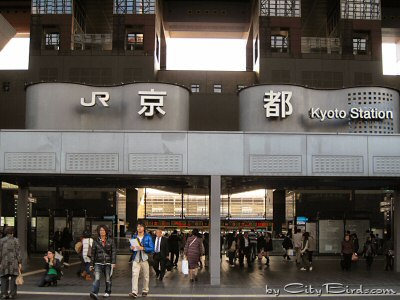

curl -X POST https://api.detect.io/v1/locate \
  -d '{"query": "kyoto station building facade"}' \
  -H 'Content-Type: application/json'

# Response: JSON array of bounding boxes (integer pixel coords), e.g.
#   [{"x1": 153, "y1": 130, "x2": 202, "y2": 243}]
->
[{"x1": 0, "y1": 0, "x2": 400, "y2": 286}]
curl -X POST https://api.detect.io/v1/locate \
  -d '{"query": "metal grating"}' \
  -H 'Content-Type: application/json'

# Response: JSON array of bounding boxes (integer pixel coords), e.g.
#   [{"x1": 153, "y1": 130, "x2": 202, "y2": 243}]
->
[
  {"x1": 5, "y1": 152, "x2": 56, "y2": 170},
  {"x1": 348, "y1": 90, "x2": 394, "y2": 134},
  {"x1": 373, "y1": 157, "x2": 400, "y2": 175},
  {"x1": 250, "y1": 155, "x2": 302, "y2": 174},
  {"x1": 312, "y1": 155, "x2": 364, "y2": 174},
  {"x1": 129, "y1": 154, "x2": 183, "y2": 172},
  {"x1": 66, "y1": 153, "x2": 119, "y2": 171}
]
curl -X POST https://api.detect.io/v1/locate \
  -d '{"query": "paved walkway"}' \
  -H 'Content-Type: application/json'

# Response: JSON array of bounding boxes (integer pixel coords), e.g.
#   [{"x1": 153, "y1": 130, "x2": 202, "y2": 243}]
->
[{"x1": 14, "y1": 255, "x2": 400, "y2": 299}]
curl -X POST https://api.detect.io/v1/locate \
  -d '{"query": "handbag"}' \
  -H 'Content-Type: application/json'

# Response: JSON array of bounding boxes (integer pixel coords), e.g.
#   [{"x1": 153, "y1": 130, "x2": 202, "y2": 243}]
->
[
  {"x1": 16, "y1": 271, "x2": 24, "y2": 286},
  {"x1": 181, "y1": 259, "x2": 189, "y2": 275},
  {"x1": 351, "y1": 253, "x2": 358, "y2": 261},
  {"x1": 166, "y1": 259, "x2": 173, "y2": 271},
  {"x1": 87, "y1": 238, "x2": 93, "y2": 258}
]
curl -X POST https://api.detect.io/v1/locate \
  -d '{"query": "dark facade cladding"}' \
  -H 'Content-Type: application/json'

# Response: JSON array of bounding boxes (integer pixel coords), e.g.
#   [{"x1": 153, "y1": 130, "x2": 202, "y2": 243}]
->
[{"x1": 0, "y1": 0, "x2": 399, "y2": 130}]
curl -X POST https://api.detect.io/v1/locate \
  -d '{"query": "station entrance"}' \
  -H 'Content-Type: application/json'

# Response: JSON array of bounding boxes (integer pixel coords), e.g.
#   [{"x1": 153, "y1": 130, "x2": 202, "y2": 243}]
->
[{"x1": 1, "y1": 174, "x2": 398, "y2": 269}]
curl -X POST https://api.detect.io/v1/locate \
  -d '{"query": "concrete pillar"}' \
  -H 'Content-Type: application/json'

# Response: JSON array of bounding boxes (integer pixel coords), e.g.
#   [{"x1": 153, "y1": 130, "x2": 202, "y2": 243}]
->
[
  {"x1": 126, "y1": 188, "x2": 138, "y2": 233},
  {"x1": 273, "y1": 190, "x2": 286, "y2": 235},
  {"x1": 394, "y1": 192, "x2": 400, "y2": 272},
  {"x1": 17, "y1": 188, "x2": 29, "y2": 265},
  {"x1": 210, "y1": 175, "x2": 221, "y2": 286}
]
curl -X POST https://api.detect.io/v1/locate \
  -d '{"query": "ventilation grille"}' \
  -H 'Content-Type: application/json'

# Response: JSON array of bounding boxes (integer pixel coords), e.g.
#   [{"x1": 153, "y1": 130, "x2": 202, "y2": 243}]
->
[
  {"x1": 373, "y1": 157, "x2": 400, "y2": 175},
  {"x1": 348, "y1": 90, "x2": 395, "y2": 134},
  {"x1": 250, "y1": 155, "x2": 302, "y2": 174},
  {"x1": 5, "y1": 152, "x2": 56, "y2": 171},
  {"x1": 312, "y1": 155, "x2": 364, "y2": 174},
  {"x1": 129, "y1": 154, "x2": 183, "y2": 172},
  {"x1": 66, "y1": 153, "x2": 119, "y2": 171}
]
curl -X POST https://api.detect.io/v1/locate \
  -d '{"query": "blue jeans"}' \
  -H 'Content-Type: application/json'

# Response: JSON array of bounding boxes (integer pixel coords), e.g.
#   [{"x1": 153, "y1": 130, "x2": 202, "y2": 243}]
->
[{"x1": 92, "y1": 264, "x2": 112, "y2": 295}]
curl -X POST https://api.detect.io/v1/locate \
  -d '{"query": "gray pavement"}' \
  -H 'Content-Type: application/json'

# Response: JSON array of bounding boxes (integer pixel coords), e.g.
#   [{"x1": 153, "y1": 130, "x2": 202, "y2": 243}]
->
[{"x1": 13, "y1": 254, "x2": 400, "y2": 299}]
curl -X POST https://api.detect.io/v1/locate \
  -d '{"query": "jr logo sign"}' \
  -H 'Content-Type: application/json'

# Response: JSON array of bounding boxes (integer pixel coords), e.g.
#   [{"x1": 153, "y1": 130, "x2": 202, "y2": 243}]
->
[{"x1": 80, "y1": 92, "x2": 110, "y2": 107}]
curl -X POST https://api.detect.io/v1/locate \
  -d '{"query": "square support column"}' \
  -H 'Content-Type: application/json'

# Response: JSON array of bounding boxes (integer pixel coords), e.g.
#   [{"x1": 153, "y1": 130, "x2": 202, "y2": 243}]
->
[
  {"x1": 17, "y1": 188, "x2": 29, "y2": 265},
  {"x1": 210, "y1": 175, "x2": 221, "y2": 286},
  {"x1": 394, "y1": 192, "x2": 400, "y2": 272}
]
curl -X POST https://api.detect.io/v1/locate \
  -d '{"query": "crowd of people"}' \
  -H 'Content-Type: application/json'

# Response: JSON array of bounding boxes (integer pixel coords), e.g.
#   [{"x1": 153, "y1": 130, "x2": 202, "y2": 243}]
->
[{"x1": 0, "y1": 224, "x2": 396, "y2": 299}]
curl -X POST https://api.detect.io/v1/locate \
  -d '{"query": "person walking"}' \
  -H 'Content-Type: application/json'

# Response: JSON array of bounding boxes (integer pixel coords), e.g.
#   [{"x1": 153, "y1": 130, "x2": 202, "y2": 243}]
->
[
  {"x1": 264, "y1": 232, "x2": 273, "y2": 266},
  {"x1": 238, "y1": 232, "x2": 252, "y2": 267},
  {"x1": 341, "y1": 234, "x2": 355, "y2": 271},
  {"x1": 300, "y1": 233, "x2": 311, "y2": 271},
  {"x1": 168, "y1": 230, "x2": 180, "y2": 268},
  {"x1": 362, "y1": 237, "x2": 376, "y2": 271},
  {"x1": 61, "y1": 227, "x2": 73, "y2": 266},
  {"x1": 153, "y1": 228, "x2": 168, "y2": 281},
  {"x1": 226, "y1": 233, "x2": 237, "y2": 267},
  {"x1": 184, "y1": 229, "x2": 203, "y2": 282},
  {"x1": 351, "y1": 233, "x2": 360, "y2": 254},
  {"x1": 257, "y1": 232, "x2": 266, "y2": 262},
  {"x1": 282, "y1": 233, "x2": 293, "y2": 261},
  {"x1": 248, "y1": 229, "x2": 257, "y2": 262},
  {"x1": 89, "y1": 225, "x2": 116, "y2": 300},
  {"x1": 129, "y1": 222, "x2": 154, "y2": 298},
  {"x1": 38, "y1": 250, "x2": 62, "y2": 287},
  {"x1": 0, "y1": 227, "x2": 22, "y2": 299},
  {"x1": 307, "y1": 232, "x2": 316, "y2": 269},
  {"x1": 383, "y1": 238, "x2": 394, "y2": 271},
  {"x1": 293, "y1": 229, "x2": 303, "y2": 264},
  {"x1": 82, "y1": 231, "x2": 94, "y2": 281}
]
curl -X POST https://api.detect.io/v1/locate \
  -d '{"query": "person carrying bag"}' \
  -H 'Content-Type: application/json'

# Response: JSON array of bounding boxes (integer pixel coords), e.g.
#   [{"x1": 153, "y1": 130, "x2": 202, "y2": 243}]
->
[{"x1": 0, "y1": 227, "x2": 23, "y2": 299}]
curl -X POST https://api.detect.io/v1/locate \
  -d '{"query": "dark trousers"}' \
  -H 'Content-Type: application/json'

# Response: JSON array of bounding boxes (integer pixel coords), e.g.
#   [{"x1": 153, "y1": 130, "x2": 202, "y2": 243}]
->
[
  {"x1": 38, "y1": 274, "x2": 58, "y2": 287},
  {"x1": 342, "y1": 253, "x2": 352, "y2": 271},
  {"x1": 239, "y1": 248, "x2": 252, "y2": 267},
  {"x1": 92, "y1": 264, "x2": 112, "y2": 295},
  {"x1": 153, "y1": 253, "x2": 166, "y2": 278},
  {"x1": 385, "y1": 255, "x2": 394, "y2": 271},
  {"x1": 228, "y1": 251, "x2": 235, "y2": 265},
  {"x1": 1, "y1": 275, "x2": 17, "y2": 297},
  {"x1": 170, "y1": 251, "x2": 179, "y2": 266},
  {"x1": 308, "y1": 251, "x2": 313, "y2": 263}
]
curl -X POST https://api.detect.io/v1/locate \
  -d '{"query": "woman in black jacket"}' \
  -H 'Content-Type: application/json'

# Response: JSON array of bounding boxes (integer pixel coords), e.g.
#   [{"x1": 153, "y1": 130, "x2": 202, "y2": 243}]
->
[
  {"x1": 38, "y1": 250, "x2": 62, "y2": 287},
  {"x1": 89, "y1": 225, "x2": 116, "y2": 299}
]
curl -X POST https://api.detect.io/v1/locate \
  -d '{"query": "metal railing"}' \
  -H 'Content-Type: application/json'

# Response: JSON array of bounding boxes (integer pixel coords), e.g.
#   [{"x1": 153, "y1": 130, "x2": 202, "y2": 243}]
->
[
  {"x1": 301, "y1": 37, "x2": 341, "y2": 54},
  {"x1": 73, "y1": 34, "x2": 112, "y2": 51}
]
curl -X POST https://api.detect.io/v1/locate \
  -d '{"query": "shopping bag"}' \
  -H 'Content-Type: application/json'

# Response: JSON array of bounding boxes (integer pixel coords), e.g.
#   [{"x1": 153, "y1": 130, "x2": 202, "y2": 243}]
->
[
  {"x1": 16, "y1": 272, "x2": 24, "y2": 286},
  {"x1": 351, "y1": 253, "x2": 358, "y2": 261},
  {"x1": 287, "y1": 249, "x2": 294, "y2": 256},
  {"x1": 181, "y1": 259, "x2": 189, "y2": 275}
]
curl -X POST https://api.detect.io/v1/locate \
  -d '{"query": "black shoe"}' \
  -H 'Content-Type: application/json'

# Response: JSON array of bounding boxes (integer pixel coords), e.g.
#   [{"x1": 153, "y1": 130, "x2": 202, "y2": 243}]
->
[
  {"x1": 142, "y1": 292, "x2": 148, "y2": 297},
  {"x1": 159, "y1": 276, "x2": 164, "y2": 281},
  {"x1": 194, "y1": 276, "x2": 198, "y2": 281},
  {"x1": 190, "y1": 279, "x2": 194, "y2": 282},
  {"x1": 128, "y1": 293, "x2": 137, "y2": 298},
  {"x1": 90, "y1": 292, "x2": 99, "y2": 300}
]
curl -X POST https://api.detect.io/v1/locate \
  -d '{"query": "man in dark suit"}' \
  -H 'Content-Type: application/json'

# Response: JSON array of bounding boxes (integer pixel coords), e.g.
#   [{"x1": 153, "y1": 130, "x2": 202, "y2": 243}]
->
[{"x1": 153, "y1": 228, "x2": 169, "y2": 281}]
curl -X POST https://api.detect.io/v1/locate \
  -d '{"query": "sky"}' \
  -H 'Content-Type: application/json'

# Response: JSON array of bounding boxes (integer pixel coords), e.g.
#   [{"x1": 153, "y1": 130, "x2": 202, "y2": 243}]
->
[
  {"x1": 0, "y1": 37, "x2": 398, "y2": 75},
  {"x1": 0, "y1": 37, "x2": 30, "y2": 70},
  {"x1": 166, "y1": 38, "x2": 247, "y2": 71}
]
